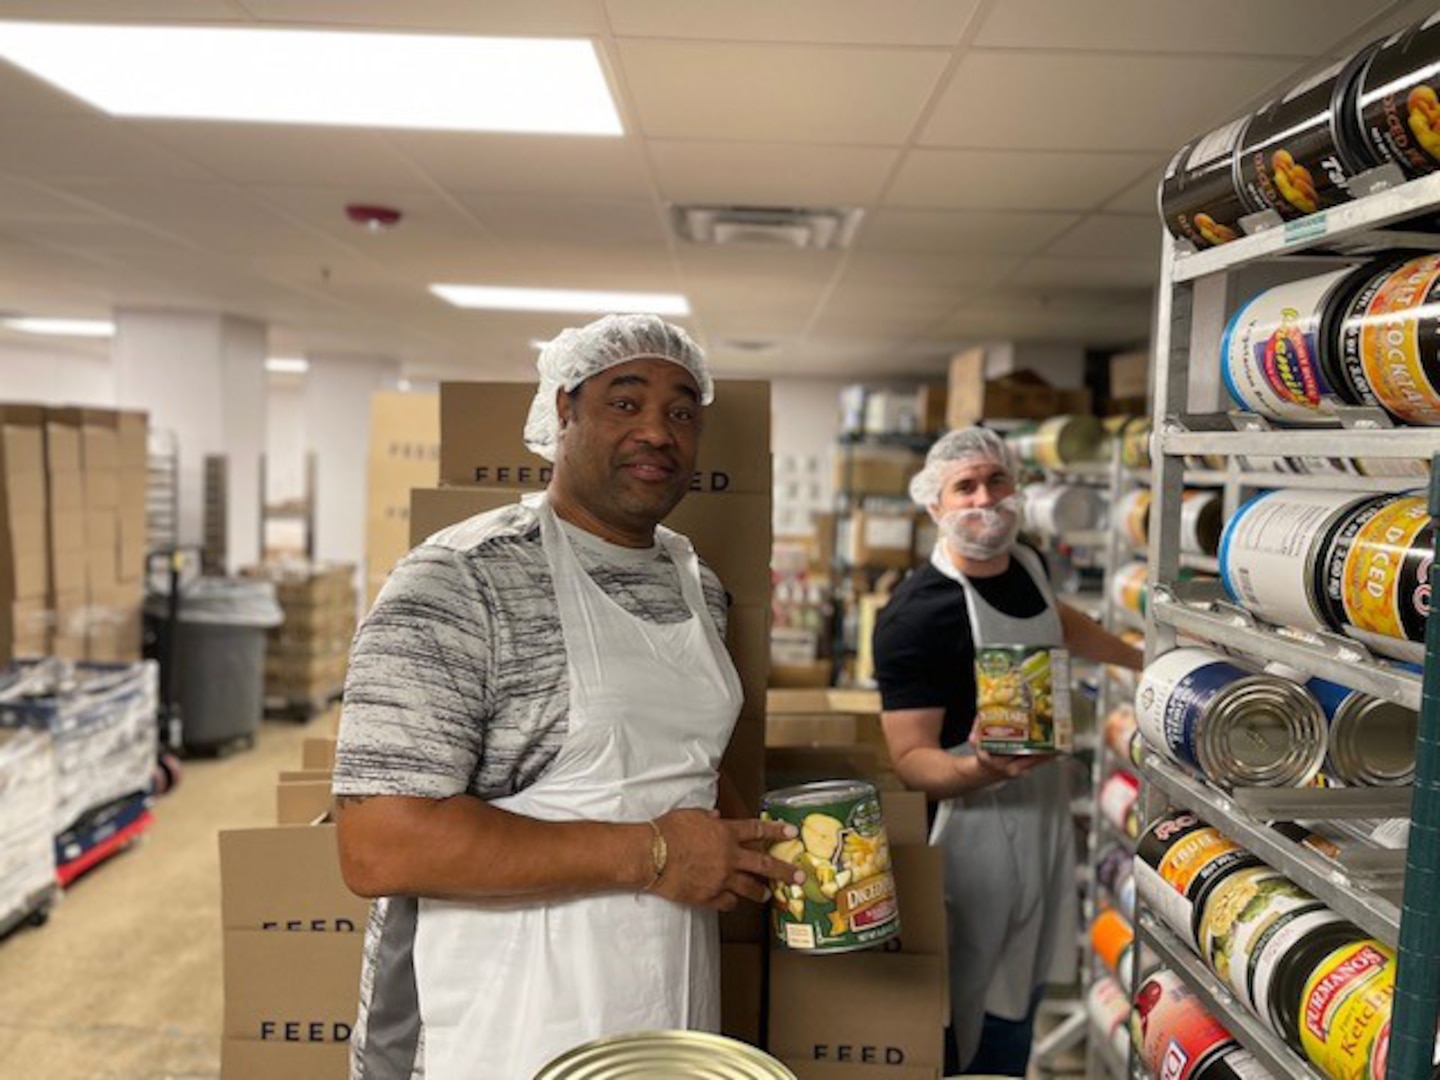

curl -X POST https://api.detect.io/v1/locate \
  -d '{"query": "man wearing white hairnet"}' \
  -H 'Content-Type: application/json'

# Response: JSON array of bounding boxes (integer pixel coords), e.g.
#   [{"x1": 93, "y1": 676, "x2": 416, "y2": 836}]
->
[
  {"x1": 332, "y1": 314, "x2": 799, "y2": 1080},
  {"x1": 872, "y1": 426, "x2": 1142, "y2": 1077}
]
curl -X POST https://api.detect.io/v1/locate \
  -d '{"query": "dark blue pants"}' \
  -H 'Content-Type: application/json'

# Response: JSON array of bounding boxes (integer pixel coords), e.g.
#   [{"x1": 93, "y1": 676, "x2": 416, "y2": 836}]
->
[{"x1": 952, "y1": 984, "x2": 1047, "y2": 1077}]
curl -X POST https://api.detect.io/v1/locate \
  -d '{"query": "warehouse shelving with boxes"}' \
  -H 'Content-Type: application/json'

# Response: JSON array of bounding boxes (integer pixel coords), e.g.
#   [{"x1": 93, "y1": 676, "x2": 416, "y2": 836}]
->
[{"x1": 1126, "y1": 13, "x2": 1440, "y2": 1078}]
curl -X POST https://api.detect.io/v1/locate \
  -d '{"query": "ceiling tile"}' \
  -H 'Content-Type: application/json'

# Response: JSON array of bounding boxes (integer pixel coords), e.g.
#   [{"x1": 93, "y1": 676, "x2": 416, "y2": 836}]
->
[
  {"x1": 385, "y1": 132, "x2": 655, "y2": 200},
  {"x1": 0, "y1": 1, "x2": 243, "y2": 20},
  {"x1": 921, "y1": 52, "x2": 1302, "y2": 152},
  {"x1": 1101, "y1": 166, "x2": 1166, "y2": 216},
  {"x1": 1007, "y1": 257, "x2": 1159, "y2": 291},
  {"x1": 1040, "y1": 214, "x2": 1164, "y2": 262},
  {"x1": 886, "y1": 148, "x2": 1163, "y2": 212},
  {"x1": 605, "y1": 0, "x2": 979, "y2": 46},
  {"x1": 247, "y1": 185, "x2": 494, "y2": 254},
  {"x1": 0, "y1": 178, "x2": 110, "y2": 222},
  {"x1": 0, "y1": 60, "x2": 111, "y2": 117},
  {"x1": 236, "y1": 0, "x2": 602, "y2": 33},
  {"x1": 618, "y1": 40, "x2": 949, "y2": 144},
  {"x1": 973, "y1": 0, "x2": 1387, "y2": 56},
  {"x1": 131, "y1": 122, "x2": 428, "y2": 187},
  {"x1": 453, "y1": 194, "x2": 668, "y2": 247},
  {"x1": 858, "y1": 208, "x2": 1081, "y2": 255},
  {"x1": 649, "y1": 141, "x2": 898, "y2": 206},
  {"x1": 0, "y1": 115, "x2": 215, "y2": 180},
  {"x1": 2, "y1": 217, "x2": 193, "y2": 254},
  {"x1": 842, "y1": 250, "x2": 1018, "y2": 289}
]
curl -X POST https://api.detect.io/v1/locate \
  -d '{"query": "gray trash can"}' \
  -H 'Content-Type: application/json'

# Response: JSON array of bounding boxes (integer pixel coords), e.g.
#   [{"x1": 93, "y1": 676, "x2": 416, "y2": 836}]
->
[{"x1": 144, "y1": 577, "x2": 283, "y2": 753}]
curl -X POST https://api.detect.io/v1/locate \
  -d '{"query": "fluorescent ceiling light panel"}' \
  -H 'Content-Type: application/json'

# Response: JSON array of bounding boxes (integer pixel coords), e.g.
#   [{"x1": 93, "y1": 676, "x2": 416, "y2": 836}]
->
[
  {"x1": 432, "y1": 285, "x2": 689, "y2": 316},
  {"x1": 266, "y1": 357, "x2": 309, "y2": 374},
  {"x1": 0, "y1": 23, "x2": 623, "y2": 135},
  {"x1": 3, "y1": 317, "x2": 114, "y2": 337}
]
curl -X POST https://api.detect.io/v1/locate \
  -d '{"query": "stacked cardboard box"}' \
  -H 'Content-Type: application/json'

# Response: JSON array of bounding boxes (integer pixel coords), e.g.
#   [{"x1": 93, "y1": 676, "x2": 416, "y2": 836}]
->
[
  {"x1": 364, "y1": 392, "x2": 438, "y2": 608},
  {"x1": 946, "y1": 347, "x2": 1093, "y2": 427},
  {"x1": 0, "y1": 406, "x2": 50, "y2": 662},
  {"x1": 417, "y1": 378, "x2": 773, "y2": 1043},
  {"x1": 244, "y1": 563, "x2": 357, "y2": 707},
  {"x1": 768, "y1": 791, "x2": 948, "y2": 1080},
  {"x1": 44, "y1": 408, "x2": 147, "y2": 662}
]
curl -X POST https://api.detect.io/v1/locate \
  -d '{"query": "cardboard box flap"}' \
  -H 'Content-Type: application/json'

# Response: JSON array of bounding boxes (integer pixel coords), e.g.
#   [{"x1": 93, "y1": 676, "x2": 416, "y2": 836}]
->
[
  {"x1": 879, "y1": 791, "x2": 926, "y2": 846},
  {"x1": 220, "y1": 1038, "x2": 351, "y2": 1080},
  {"x1": 783, "y1": 1062, "x2": 939, "y2": 1080},
  {"x1": 277, "y1": 781, "x2": 335, "y2": 826},
  {"x1": 219, "y1": 823, "x2": 368, "y2": 930}
]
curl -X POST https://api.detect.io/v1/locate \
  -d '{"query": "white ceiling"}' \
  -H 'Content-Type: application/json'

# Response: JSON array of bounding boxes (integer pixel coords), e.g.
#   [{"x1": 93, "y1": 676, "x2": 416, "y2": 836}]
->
[{"x1": 0, "y1": 0, "x2": 1433, "y2": 382}]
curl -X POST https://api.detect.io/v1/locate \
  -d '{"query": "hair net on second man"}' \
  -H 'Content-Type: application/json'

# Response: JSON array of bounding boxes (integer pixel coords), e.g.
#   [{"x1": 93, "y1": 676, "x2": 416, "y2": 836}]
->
[
  {"x1": 909, "y1": 426, "x2": 1024, "y2": 560},
  {"x1": 522, "y1": 314, "x2": 713, "y2": 462}
]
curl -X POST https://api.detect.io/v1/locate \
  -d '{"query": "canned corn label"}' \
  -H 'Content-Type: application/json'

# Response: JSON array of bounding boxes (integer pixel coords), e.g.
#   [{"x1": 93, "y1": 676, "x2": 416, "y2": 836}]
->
[
  {"x1": 760, "y1": 783, "x2": 899, "y2": 953},
  {"x1": 1300, "y1": 939, "x2": 1396, "y2": 1079},
  {"x1": 1341, "y1": 254, "x2": 1440, "y2": 424},
  {"x1": 974, "y1": 645, "x2": 1072, "y2": 753},
  {"x1": 1199, "y1": 868, "x2": 1321, "y2": 999},
  {"x1": 1329, "y1": 495, "x2": 1433, "y2": 645}
]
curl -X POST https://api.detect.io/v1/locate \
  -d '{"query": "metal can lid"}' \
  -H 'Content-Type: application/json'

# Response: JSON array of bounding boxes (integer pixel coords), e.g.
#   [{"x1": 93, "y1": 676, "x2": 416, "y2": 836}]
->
[
  {"x1": 533, "y1": 1030, "x2": 798, "y2": 1079},
  {"x1": 760, "y1": 779, "x2": 878, "y2": 811},
  {"x1": 1329, "y1": 694, "x2": 1417, "y2": 785},
  {"x1": 1196, "y1": 676, "x2": 1328, "y2": 787}
]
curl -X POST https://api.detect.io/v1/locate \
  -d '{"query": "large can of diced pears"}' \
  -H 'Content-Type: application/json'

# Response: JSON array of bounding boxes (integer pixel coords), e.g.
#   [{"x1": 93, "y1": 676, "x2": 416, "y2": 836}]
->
[{"x1": 760, "y1": 780, "x2": 900, "y2": 954}]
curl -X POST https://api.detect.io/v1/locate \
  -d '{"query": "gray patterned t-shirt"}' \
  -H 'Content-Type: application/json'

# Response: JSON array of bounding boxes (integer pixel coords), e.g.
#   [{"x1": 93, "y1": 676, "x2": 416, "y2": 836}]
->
[{"x1": 334, "y1": 500, "x2": 728, "y2": 1080}]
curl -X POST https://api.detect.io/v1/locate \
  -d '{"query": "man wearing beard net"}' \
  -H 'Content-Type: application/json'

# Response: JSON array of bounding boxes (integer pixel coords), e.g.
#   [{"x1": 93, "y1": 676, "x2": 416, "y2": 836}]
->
[{"x1": 871, "y1": 426, "x2": 1142, "y2": 1077}]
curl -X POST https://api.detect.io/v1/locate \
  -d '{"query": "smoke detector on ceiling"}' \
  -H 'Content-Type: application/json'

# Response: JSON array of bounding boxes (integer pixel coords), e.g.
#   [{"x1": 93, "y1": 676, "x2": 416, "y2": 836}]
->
[{"x1": 672, "y1": 205, "x2": 863, "y2": 250}]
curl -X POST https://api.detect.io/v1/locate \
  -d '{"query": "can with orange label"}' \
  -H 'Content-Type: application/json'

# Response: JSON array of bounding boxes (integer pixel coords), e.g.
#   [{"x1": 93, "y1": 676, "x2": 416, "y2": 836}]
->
[
  {"x1": 1335, "y1": 253, "x2": 1440, "y2": 425},
  {"x1": 1134, "y1": 809, "x2": 1261, "y2": 950},
  {"x1": 1090, "y1": 907, "x2": 1135, "y2": 982}
]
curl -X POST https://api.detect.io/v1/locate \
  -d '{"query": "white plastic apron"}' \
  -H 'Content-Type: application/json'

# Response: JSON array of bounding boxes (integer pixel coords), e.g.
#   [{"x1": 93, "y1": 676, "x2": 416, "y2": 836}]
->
[
  {"x1": 927, "y1": 544, "x2": 1079, "y2": 1071},
  {"x1": 413, "y1": 494, "x2": 743, "y2": 1080}
]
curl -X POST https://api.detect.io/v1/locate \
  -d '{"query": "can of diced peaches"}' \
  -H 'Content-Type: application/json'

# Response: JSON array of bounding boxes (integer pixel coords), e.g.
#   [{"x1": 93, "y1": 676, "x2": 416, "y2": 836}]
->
[{"x1": 759, "y1": 780, "x2": 899, "y2": 954}]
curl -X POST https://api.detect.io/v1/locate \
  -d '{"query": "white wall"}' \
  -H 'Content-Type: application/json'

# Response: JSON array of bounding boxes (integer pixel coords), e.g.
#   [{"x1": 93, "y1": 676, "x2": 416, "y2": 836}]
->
[
  {"x1": 0, "y1": 342, "x2": 115, "y2": 404},
  {"x1": 265, "y1": 379, "x2": 307, "y2": 504}
]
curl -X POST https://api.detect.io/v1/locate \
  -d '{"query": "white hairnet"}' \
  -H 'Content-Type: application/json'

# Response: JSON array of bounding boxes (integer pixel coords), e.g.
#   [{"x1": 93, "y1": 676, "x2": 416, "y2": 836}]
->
[
  {"x1": 908, "y1": 426, "x2": 1018, "y2": 507},
  {"x1": 522, "y1": 313, "x2": 712, "y2": 462}
]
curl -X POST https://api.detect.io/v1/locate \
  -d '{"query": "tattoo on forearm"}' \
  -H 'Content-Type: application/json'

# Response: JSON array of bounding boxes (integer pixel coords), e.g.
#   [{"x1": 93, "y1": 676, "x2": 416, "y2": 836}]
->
[{"x1": 334, "y1": 795, "x2": 372, "y2": 809}]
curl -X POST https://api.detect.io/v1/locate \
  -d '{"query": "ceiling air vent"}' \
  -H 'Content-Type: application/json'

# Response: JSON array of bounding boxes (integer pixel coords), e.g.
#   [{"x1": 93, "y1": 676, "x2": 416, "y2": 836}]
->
[{"x1": 672, "y1": 205, "x2": 864, "y2": 251}]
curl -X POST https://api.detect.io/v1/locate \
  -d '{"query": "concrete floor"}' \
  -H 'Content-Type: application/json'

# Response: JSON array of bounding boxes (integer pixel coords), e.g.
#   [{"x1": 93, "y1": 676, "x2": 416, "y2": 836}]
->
[{"x1": 0, "y1": 712, "x2": 329, "y2": 1080}]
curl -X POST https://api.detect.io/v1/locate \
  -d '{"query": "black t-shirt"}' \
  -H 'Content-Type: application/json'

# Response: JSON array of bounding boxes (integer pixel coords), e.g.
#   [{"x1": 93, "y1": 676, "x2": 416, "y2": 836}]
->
[{"x1": 873, "y1": 549, "x2": 1049, "y2": 749}]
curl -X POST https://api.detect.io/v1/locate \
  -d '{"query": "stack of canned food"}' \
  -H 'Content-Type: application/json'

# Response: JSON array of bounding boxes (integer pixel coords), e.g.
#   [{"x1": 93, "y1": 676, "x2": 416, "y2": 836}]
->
[
  {"x1": 1134, "y1": 645, "x2": 1417, "y2": 790},
  {"x1": 1136, "y1": 809, "x2": 1439, "y2": 1079},
  {"x1": 1161, "y1": 10, "x2": 1440, "y2": 252}
]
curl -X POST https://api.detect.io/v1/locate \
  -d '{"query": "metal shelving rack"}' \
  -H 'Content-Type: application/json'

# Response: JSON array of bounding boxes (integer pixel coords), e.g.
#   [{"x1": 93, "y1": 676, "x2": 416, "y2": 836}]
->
[{"x1": 1139, "y1": 168, "x2": 1440, "y2": 1079}]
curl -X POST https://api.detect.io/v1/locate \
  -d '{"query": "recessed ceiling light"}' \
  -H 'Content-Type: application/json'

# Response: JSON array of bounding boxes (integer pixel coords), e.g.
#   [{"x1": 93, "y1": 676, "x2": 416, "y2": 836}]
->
[
  {"x1": 265, "y1": 357, "x2": 309, "y2": 374},
  {"x1": 3, "y1": 317, "x2": 115, "y2": 338},
  {"x1": 0, "y1": 23, "x2": 622, "y2": 135},
  {"x1": 431, "y1": 285, "x2": 689, "y2": 317}
]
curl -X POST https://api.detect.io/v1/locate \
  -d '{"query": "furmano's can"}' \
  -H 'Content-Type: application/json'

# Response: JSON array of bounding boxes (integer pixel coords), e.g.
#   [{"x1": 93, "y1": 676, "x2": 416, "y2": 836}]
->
[
  {"x1": 1135, "y1": 647, "x2": 1327, "y2": 788},
  {"x1": 1221, "y1": 267, "x2": 1362, "y2": 424},
  {"x1": 1297, "y1": 937, "x2": 1405, "y2": 1078},
  {"x1": 533, "y1": 1030, "x2": 798, "y2": 1079},
  {"x1": 1306, "y1": 677, "x2": 1418, "y2": 785},
  {"x1": 1131, "y1": 969, "x2": 1253, "y2": 1080},
  {"x1": 1159, "y1": 117, "x2": 1250, "y2": 249},
  {"x1": 1135, "y1": 809, "x2": 1262, "y2": 950},
  {"x1": 759, "y1": 780, "x2": 899, "y2": 953},
  {"x1": 974, "y1": 645, "x2": 1072, "y2": 754},
  {"x1": 1334, "y1": 253, "x2": 1440, "y2": 426},
  {"x1": 1315, "y1": 492, "x2": 1434, "y2": 663},
  {"x1": 1219, "y1": 488, "x2": 1367, "y2": 633}
]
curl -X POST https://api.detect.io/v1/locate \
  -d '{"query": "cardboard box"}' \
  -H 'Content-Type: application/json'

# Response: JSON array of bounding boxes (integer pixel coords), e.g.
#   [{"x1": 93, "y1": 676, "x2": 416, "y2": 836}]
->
[
  {"x1": 222, "y1": 931, "x2": 363, "y2": 1042},
  {"x1": 767, "y1": 661, "x2": 831, "y2": 690},
  {"x1": 43, "y1": 413, "x2": 81, "y2": 473},
  {"x1": 48, "y1": 472, "x2": 85, "y2": 517},
  {"x1": 1110, "y1": 349, "x2": 1151, "y2": 400},
  {"x1": 726, "y1": 603, "x2": 770, "y2": 718},
  {"x1": 302, "y1": 738, "x2": 338, "y2": 772},
  {"x1": 116, "y1": 411, "x2": 148, "y2": 470},
  {"x1": 277, "y1": 781, "x2": 334, "y2": 826},
  {"x1": 219, "y1": 824, "x2": 368, "y2": 932},
  {"x1": 784, "y1": 1062, "x2": 938, "y2": 1080},
  {"x1": 409, "y1": 487, "x2": 773, "y2": 607},
  {"x1": 366, "y1": 391, "x2": 439, "y2": 608},
  {"x1": 438, "y1": 380, "x2": 771, "y2": 496},
  {"x1": 221, "y1": 1038, "x2": 350, "y2": 1080},
  {"x1": 832, "y1": 445, "x2": 921, "y2": 500},
  {"x1": 846, "y1": 511, "x2": 916, "y2": 570},
  {"x1": 947, "y1": 349, "x2": 1093, "y2": 427},
  {"x1": 914, "y1": 382, "x2": 947, "y2": 436},
  {"x1": 721, "y1": 943, "x2": 764, "y2": 1047}
]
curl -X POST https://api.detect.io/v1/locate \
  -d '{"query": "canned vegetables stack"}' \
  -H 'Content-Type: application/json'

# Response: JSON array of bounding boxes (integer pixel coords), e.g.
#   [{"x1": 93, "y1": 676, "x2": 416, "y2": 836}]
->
[{"x1": 1136, "y1": 809, "x2": 1440, "y2": 1079}]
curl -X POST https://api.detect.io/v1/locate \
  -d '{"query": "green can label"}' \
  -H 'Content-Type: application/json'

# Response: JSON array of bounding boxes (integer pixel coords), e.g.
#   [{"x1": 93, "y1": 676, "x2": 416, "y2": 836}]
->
[
  {"x1": 975, "y1": 646, "x2": 1073, "y2": 753},
  {"x1": 760, "y1": 782, "x2": 899, "y2": 953}
]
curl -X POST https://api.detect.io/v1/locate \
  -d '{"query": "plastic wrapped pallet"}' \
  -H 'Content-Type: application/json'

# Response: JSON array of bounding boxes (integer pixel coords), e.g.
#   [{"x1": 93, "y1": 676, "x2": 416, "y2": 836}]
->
[
  {"x1": 0, "y1": 728, "x2": 56, "y2": 923},
  {"x1": 0, "y1": 660, "x2": 158, "y2": 835}
]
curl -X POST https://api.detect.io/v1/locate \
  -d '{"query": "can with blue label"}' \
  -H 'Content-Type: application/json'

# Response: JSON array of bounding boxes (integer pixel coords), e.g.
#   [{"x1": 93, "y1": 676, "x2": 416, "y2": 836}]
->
[
  {"x1": 1305, "y1": 677, "x2": 1417, "y2": 786},
  {"x1": 1135, "y1": 647, "x2": 1326, "y2": 788}
]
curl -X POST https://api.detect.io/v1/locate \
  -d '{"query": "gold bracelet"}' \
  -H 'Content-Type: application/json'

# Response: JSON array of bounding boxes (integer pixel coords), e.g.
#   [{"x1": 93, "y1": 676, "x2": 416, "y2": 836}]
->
[{"x1": 643, "y1": 819, "x2": 668, "y2": 892}]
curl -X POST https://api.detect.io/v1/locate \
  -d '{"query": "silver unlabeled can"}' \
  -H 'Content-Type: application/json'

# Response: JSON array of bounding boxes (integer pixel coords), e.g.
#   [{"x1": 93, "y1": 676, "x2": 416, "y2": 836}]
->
[
  {"x1": 1306, "y1": 677, "x2": 1418, "y2": 786},
  {"x1": 1180, "y1": 489, "x2": 1225, "y2": 557},
  {"x1": 534, "y1": 1030, "x2": 798, "y2": 1079},
  {"x1": 1023, "y1": 482, "x2": 1104, "y2": 538},
  {"x1": 1135, "y1": 647, "x2": 1327, "y2": 788},
  {"x1": 1219, "y1": 489, "x2": 1367, "y2": 633}
]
